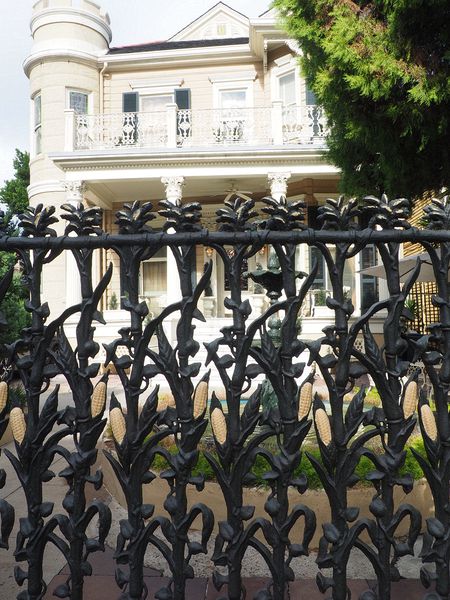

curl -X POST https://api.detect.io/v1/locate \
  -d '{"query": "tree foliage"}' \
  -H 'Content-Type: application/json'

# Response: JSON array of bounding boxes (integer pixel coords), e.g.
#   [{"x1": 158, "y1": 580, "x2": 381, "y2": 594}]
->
[
  {"x1": 0, "y1": 253, "x2": 29, "y2": 347},
  {"x1": 0, "y1": 149, "x2": 30, "y2": 217},
  {"x1": 0, "y1": 150, "x2": 30, "y2": 347},
  {"x1": 274, "y1": 0, "x2": 450, "y2": 198}
]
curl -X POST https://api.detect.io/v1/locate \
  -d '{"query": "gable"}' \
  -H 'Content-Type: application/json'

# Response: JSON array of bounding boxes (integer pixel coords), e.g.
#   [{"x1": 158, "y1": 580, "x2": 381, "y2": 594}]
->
[{"x1": 170, "y1": 2, "x2": 249, "y2": 41}]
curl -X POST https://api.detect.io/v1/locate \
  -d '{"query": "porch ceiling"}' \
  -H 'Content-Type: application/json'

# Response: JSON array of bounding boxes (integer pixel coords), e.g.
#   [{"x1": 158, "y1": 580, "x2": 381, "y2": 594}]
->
[{"x1": 85, "y1": 175, "x2": 339, "y2": 206}]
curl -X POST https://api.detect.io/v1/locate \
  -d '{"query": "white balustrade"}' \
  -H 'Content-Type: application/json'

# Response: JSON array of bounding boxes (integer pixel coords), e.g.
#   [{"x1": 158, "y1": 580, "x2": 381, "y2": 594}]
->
[
  {"x1": 303, "y1": 105, "x2": 328, "y2": 141},
  {"x1": 74, "y1": 105, "x2": 328, "y2": 150}
]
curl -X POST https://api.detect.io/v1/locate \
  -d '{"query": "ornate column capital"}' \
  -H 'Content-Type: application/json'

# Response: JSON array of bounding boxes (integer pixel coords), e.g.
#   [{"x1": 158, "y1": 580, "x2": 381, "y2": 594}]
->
[
  {"x1": 63, "y1": 180, "x2": 87, "y2": 203},
  {"x1": 161, "y1": 176, "x2": 185, "y2": 204},
  {"x1": 268, "y1": 172, "x2": 291, "y2": 201}
]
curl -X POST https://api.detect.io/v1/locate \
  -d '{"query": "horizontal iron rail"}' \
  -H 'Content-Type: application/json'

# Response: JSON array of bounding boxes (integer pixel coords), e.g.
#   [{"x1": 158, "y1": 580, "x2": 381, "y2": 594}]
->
[{"x1": 0, "y1": 227, "x2": 447, "y2": 249}]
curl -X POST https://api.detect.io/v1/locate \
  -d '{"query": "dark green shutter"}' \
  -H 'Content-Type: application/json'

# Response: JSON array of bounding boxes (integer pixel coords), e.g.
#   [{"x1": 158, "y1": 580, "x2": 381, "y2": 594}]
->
[
  {"x1": 175, "y1": 89, "x2": 190, "y2": 110},
  {"x1": 122, "y1": 92, "x2": 138, "y2": 112},
  {"x1": 175, "y1": 89, "x2": 191, "y2": 142},
  {"x1": 122, "y1": 92, "x2": 138, "y2": 144}
]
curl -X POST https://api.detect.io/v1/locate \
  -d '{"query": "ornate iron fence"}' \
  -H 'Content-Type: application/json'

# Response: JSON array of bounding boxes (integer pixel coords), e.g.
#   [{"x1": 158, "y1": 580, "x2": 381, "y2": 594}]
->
[{"x1": 0, "y1": 194, "x2": 449, "y2": 600}]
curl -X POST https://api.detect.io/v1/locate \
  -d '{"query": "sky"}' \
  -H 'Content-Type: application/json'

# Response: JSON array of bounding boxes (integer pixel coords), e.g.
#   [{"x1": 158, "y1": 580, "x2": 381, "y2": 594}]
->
[{"x1": 0, "y1": 0, "x2": 270, "y2": 186}]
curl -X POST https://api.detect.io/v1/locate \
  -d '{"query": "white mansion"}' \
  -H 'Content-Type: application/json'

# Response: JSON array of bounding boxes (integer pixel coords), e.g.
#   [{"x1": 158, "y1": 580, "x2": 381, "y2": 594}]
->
[{"x1": 24, "y1": 0, "x2": 384, "y2": 351}]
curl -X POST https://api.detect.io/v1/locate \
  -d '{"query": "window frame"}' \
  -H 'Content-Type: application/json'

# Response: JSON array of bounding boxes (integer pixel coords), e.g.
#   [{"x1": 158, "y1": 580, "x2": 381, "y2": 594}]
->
[
  {"x1": 270, "y1": 57, "x2": 301, "y2": 107},
  {"x1": 212, "y1": 79, "x2": 253, "y2": 110},
  {"x1": 67, "y1": 89, "x2": 91, "y2": 115},
  {"x1": 140, "y1": 247, "x2": 168, "y2": 298},
  {"x1": 130, "y1": 84, "x2": 179, "y2": 113},
  {"x1": 33, "y1": 93, "x2": 42, "y2": 156},
  {"x1": 139, "y1": 93, "x2": 174, "y2": 113}
]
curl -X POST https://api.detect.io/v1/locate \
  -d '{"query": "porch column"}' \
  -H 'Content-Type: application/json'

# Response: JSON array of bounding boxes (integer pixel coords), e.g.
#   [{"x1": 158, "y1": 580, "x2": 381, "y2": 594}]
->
[
  {"x1": 63, "y1": 180, "x2": 86, "y2": 308},
  {"x1": 266, "y1": 173, "x2": 292, "y2": 336},
  {"x1": 268, "y1": 172, "x2": 291, "y2": 202},
  {"x1": 161, "y1": 176, "x2": 185, "y2": 307}
]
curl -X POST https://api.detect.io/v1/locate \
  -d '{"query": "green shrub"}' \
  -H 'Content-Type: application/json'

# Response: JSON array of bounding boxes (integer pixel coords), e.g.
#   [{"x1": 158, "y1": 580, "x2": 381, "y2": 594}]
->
[{"x1": 147, "y1": 434, "x2": 426, "y2": 491}]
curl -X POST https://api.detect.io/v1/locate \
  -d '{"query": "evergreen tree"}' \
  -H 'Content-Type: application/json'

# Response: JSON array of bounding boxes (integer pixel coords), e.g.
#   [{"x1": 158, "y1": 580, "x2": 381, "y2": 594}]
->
[
  {"x1": 0, "y1": 150, "x2": 30, "y2": 347},
  {"x1": 0, "y1": 149, "x2": 30, "y2": 217},
  {"x1": 274, "y1": 0, "x2": 450, "y2": 198}
]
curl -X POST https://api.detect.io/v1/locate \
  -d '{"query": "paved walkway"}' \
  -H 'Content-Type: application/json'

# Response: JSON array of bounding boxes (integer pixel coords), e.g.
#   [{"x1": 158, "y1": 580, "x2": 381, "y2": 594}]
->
[
  {"x1": 0, "y1": 375, "x2": 434, "y2": 598},
  {"x1": 42, "y1": 545, "x2": 430, "y2": 600},
  {"x1": 0, "y1": 431, "x2": 431, "y2": 599}
]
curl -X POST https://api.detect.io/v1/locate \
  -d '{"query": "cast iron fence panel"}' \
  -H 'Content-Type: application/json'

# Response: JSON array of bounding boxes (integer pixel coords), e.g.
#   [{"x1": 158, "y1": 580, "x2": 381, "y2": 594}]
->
[{"x1": 0, "y1": 194, "x2": 449, "y2": 600}]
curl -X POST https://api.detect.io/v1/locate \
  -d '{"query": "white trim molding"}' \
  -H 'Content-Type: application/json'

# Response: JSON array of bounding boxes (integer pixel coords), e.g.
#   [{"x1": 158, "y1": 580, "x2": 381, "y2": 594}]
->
[
  {"x1": 24, "y1": 49, "x2": 102, "y2": 77},
  {"x1": 27, "y1": 180, "x2": 66, "y2": 200},
  {"x1": 129, "y1": 79, "x2": 185, "y2": 91},
  {"x1": 208, "y1": 72, "x2": 258, "y2": 84}
]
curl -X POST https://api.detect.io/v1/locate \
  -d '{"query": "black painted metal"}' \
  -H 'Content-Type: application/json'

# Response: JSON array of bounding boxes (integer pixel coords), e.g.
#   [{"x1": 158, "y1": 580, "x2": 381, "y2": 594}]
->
[{"x1": 0, "y1": 195, "x2": 448, "y2": 599}]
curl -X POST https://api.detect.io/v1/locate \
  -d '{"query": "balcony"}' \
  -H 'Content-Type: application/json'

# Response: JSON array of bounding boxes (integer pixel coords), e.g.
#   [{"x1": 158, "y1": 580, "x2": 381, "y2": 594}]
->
[{"x1": 65, "y1": 102, "x2": 327, "y2": 152}]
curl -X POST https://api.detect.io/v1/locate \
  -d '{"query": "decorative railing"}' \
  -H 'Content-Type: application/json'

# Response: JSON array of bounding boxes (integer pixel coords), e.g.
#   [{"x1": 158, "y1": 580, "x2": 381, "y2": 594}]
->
[
  {"x1": 75, "y1": 110, "x2": 168, "y2": 150},
  {"x1": 176, "y1": 106, "x2": 273, "y2": 147},
  {"x1": 0, "y1": 193, "x2": 449, "y2": 600},
  {"x1": 70, "y1": 104, "x2": 327, "y2": 151}
]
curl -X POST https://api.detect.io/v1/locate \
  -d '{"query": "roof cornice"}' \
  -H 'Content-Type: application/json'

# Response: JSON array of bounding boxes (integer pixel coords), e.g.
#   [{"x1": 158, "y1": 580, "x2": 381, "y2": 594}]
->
[
  {"x1": 99, "y1": 43, "x2": 255, "y2": 70},
  {"x1": 23, "y1": 49, "x2": 102, "y2": 77}
]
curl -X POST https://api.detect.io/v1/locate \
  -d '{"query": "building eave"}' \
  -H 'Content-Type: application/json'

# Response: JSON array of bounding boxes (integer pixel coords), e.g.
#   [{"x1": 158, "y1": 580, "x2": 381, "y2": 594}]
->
[
  {"x1": 99, "y1": 43, "x2": 255, "y2": 70},
  {"x1": 50, "y1": 146, "x2": 338, "y2": 178}
]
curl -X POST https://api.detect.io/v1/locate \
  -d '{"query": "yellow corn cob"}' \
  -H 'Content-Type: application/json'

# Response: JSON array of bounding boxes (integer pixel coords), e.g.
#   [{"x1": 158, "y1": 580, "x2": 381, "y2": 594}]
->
[
  {"x1": 0, "y1": 382, "x2": 8, "y2": 413},
  {"x1": 157, "y1": 394, "x2": 176, "y2": 412},
  {"x1": 421, "y1": 404, "x2": 438, "y2": 441},
  {"x1": 10, "y1": 407, "x2": 26, "y2": 445},
  {"x1": 403, "y1": 381, "x2": 418, "y2": 419},
  {"x1": 298, "y1": 382, "x2": 313, "y2": 420},
  {"x1": 211, "y1": 408, "x2": 227, "y2": 445},
  {"x1": 109, "y1": 407, "x2": 126, "y2": 444},
  {"x1": 315, "y1": 408, "x2": 332, "y2": 446},
  {"x1": 193, "y1": 381, "x2": 208, "y2": 419},
  {"x1": 91, "y1": 381, "x2": 107, "y2": 418}
]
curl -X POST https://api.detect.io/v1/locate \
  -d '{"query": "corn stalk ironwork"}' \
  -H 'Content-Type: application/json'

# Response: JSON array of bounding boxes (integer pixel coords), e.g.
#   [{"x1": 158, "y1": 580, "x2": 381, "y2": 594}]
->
[{"x1": 0, "y1": 194, "x2": 448, "y2": 600}]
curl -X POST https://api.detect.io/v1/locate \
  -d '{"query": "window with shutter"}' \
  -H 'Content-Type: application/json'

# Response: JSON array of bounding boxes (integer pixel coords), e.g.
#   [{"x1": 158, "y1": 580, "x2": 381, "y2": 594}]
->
[
  {"x1": 122, "y1": 92, "x2": 138, "y2": 144},
  {"x1": 122, "y1": 92, "x2": 138, "y2": 113},
  {"x1": 175, "y1": 89, "x2": 191, "y2": 143}
]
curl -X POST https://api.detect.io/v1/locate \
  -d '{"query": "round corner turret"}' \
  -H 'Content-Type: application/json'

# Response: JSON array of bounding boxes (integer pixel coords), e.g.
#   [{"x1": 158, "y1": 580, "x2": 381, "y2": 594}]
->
[{"x1": 24, "y1": 0, "x2": 111, "y2": 77}]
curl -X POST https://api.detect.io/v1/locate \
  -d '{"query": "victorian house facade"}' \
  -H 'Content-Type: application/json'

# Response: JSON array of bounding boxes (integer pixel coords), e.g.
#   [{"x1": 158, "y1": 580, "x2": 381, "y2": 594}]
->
[{"x1": 24, "y1": 0, "x2": 384, "y2": 353}]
